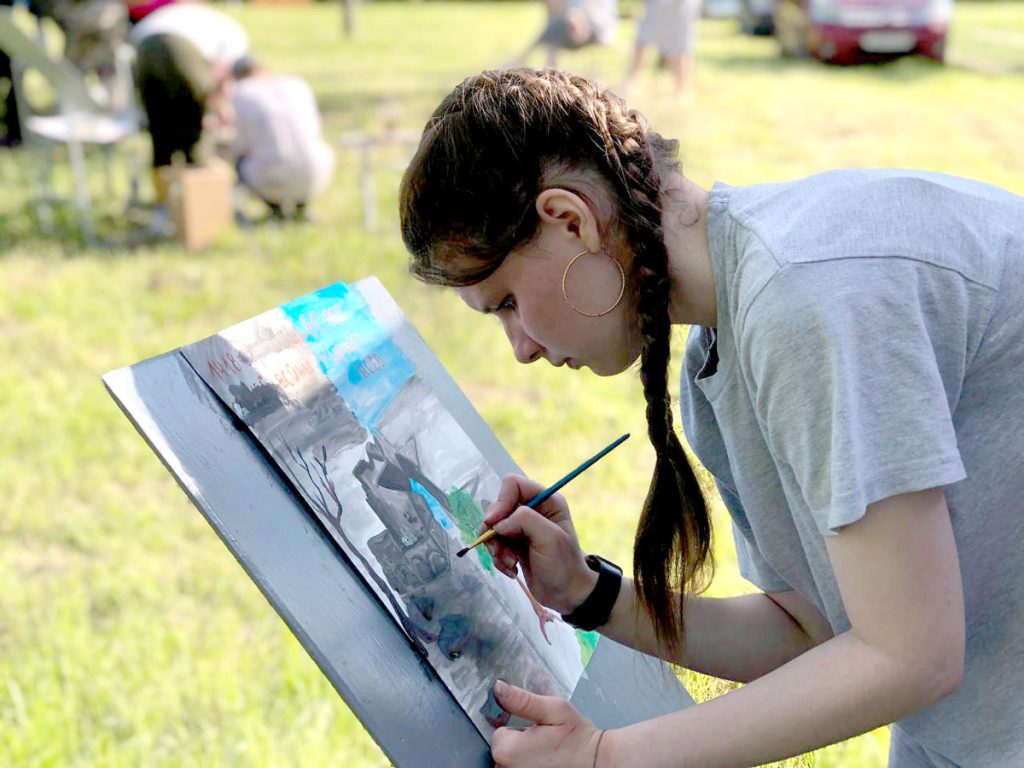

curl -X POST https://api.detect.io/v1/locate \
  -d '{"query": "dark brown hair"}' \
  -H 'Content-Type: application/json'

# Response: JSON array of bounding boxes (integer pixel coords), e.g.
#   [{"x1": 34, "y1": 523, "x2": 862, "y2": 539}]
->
[{"x1": 399, "y1": 68, "x2": 712, "y2": 654}]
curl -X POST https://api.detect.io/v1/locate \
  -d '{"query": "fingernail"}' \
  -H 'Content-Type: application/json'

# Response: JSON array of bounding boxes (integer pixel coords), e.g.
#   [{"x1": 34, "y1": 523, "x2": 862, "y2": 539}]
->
[{"x1": 494, "y1": 680, "x2": 507, "y2": 696}]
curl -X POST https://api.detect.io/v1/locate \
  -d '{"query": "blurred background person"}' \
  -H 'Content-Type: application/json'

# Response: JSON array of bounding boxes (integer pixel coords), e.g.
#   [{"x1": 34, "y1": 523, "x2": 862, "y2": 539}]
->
[
  {"x1": 227, "y1": 55, "x2": 335, "y2": 223},
  {"x1": 622, "y1": 0, "x2": 700, "y2": 100},
  {"x1": 509, "y1": 0, "x2": 617, "y2": 69},
  {"x1": 129, "y1": 0, "x2": 248, "y2": 231}
]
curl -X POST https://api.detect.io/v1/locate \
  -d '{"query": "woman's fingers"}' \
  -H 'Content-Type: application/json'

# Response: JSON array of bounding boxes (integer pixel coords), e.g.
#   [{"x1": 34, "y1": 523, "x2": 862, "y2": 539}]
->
[
  {"x1": 493, "y1": 680, "x2": 571, "y2": 725},
  {"x1": 484, "y1": 474, "x2": 547, "y2": 527},
  {"x1": 493, "y1": 505, "x2": 563, "y2": 550},
  {"x1": 490, "y1": 682, "x2": 598, "y2": 767},
  {"x1": 478, "y1": 473, "x2": 580, "y2": 591},
  {"x1": 486, "y1": 508, "x2": 545, "y2": 579},
  {"x1": 484, "y1": 545, "x2": 518, "y2": 578}
]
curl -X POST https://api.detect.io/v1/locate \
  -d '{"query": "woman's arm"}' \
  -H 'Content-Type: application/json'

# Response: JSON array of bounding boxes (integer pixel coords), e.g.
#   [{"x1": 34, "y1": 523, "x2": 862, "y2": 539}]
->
[
  {"x1": 486, "y1": 473, "x2": 835, "y2": 682},
  {"x1": 599, "y1": 487, "x2": 965, "y2": 767},
  {"x1": 599, "y1": 581, "x2": 834, "y2": 683}
]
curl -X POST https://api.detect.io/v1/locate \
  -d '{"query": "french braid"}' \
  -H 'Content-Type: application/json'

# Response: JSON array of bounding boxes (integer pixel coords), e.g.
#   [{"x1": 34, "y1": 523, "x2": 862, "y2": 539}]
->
[{"x1": 400, "y1": 69, "x2": 713, "y2": 652}]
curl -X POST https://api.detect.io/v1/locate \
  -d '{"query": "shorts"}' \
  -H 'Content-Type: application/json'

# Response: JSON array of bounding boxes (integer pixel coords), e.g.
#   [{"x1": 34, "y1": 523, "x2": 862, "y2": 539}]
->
[
  {"x1": 635, "y1": 0, "x2": 700, "y2": 57},
  {"x1": 536, "y1": 13, "x2": 599, "y2": 50},
  {"x1": 134, "y1": 33, "x2": 211, "y2": 168}
]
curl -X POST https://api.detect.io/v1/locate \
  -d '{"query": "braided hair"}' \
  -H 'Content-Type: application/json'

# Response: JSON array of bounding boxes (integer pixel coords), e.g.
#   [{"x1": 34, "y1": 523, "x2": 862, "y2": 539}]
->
[{"x1": 399, "y1": 69, "x2": 712, "y2": 653}]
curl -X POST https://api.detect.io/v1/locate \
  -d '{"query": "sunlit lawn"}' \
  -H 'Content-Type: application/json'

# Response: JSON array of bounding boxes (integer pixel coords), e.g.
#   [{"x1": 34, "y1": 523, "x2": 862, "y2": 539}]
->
[{"x1": 1, "y1": 2, "x2": 1022, "y2": 765}]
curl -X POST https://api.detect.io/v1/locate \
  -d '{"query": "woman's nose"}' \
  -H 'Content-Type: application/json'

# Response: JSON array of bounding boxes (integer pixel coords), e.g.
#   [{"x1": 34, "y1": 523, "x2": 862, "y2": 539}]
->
[{"x1": 505, "y1": 320, "x2": 543, "y2": 365}]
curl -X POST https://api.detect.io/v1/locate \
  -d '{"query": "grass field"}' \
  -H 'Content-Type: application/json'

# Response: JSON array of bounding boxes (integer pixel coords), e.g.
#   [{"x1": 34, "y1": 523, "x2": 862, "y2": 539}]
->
[{"x1": 1, "y1": 3, "x2": 1022, "y2": 765}]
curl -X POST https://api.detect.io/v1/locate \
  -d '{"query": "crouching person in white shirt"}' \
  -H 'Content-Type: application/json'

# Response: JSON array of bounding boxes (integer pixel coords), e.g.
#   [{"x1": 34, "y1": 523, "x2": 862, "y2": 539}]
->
[{"x1": 229, "y1": 56, "x2": 335, "y2": 222}]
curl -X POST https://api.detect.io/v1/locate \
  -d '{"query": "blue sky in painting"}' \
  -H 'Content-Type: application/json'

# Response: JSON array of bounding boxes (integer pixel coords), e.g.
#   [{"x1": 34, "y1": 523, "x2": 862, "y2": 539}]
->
[{"x1": 279, "y1": 282, "x2": 414, "y2": 430}]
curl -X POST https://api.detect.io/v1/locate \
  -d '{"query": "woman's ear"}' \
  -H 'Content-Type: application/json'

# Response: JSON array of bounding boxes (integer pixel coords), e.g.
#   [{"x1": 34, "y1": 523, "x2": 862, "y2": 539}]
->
[{"x1": 535, "y1": 188, "x2": 603, "y2": 253}]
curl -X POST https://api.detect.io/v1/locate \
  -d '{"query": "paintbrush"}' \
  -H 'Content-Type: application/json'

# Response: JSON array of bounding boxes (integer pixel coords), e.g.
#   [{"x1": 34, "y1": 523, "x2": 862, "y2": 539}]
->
[{"x1": 455, "y1": 433, "x2": 630, "y2": 558}]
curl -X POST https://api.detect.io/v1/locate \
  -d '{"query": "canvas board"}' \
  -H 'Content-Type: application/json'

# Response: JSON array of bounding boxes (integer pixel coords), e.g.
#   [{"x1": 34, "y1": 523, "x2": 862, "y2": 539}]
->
[{"x1": 178, "y1": 278, "x2": 601, "y2": 737}]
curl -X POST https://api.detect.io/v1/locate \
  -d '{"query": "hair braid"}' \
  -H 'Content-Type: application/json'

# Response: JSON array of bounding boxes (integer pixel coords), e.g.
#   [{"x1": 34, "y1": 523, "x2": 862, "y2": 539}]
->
[
  {"x1": 584, "y1": 98, "x2": 712, "y2": 653},
  {"x1": 399, "y1": 68, "x2": 714, "y2": 653}
]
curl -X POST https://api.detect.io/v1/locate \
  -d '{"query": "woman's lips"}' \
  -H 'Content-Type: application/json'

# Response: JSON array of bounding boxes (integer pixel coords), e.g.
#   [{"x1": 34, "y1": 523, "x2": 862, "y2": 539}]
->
[{"x1": 551, "y1": 357, "x2": 583, "y2": 370}]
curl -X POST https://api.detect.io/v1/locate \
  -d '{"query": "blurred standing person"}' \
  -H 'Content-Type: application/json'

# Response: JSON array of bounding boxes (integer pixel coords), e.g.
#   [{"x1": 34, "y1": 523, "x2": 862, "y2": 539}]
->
[
  {"x1": 229, "y1": 56, "x2": 335, "y2": 222},
  {"x1": 623, "y1": 0, "x2": 700, "y2": 100},
  {"x1": 129, "y1": 1, "x2": 247, "y2": 228},
  {"x1": 510, "y1": 0, "x2": 618, "y2": 69}
]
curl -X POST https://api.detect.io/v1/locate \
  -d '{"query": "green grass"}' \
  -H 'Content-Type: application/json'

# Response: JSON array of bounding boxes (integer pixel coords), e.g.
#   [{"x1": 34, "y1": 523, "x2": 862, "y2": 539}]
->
[{"x1": 2, "y1": 3, "x2": 1022, "y2": 765}]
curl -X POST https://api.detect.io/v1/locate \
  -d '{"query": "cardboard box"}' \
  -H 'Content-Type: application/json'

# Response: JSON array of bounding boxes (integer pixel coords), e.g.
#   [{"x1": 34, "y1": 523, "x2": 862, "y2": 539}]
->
[{"x1": 160, "y1": 160, "x2": 234, "y2": 251}]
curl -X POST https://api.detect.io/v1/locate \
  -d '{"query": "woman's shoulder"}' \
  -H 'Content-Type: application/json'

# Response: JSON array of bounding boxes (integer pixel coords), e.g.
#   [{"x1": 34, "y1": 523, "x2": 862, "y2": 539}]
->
[
  {"x1": 717, "y1": 169, "x2": 1021, "y2": 251},
  {"x1": 712, "y1": 169, "x2": 1017, "y2": 324},
  {"x1": 718, "y1": 168, "x2": 1021, "y2": 220}
]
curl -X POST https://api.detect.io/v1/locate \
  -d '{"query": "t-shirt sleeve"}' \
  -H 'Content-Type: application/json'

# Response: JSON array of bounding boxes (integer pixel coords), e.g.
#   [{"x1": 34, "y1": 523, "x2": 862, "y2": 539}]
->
[
  {"x1": 717, "y1": 481, "x2": 791, "y2": 593},
  {"x1": 739, "y1": 258, "x2": 968, "y2": 535}
]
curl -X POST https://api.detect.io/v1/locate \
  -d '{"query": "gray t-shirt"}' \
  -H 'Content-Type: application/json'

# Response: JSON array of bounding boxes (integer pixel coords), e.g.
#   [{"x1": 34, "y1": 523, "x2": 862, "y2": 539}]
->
[{"x1": 679, "y1": 169, "x2": 1024, "y2": 766}]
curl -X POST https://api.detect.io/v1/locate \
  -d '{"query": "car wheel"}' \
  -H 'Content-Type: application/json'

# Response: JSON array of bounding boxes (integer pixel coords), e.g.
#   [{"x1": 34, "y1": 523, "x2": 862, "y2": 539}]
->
[{"x1": 923, "y1": 36, "x2": 946, "y2": 62}]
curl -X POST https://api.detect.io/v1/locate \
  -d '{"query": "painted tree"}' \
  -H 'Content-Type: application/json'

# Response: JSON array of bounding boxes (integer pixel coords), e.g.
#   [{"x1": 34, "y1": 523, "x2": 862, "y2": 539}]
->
[{"x1": 288, "y1": 443, "x2": 434, "y2": 657}]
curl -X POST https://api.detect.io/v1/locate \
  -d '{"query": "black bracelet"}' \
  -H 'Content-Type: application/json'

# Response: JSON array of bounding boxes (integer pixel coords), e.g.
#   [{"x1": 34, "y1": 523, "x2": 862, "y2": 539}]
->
[{"x1": 560, "y1": 554, "x2": 622, "y2": 631}]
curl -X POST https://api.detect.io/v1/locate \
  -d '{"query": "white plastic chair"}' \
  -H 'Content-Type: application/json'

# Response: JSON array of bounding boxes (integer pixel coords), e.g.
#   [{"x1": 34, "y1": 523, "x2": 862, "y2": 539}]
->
[{"x1": 0, "y1": 7, "x2": 138, "y2": 244}]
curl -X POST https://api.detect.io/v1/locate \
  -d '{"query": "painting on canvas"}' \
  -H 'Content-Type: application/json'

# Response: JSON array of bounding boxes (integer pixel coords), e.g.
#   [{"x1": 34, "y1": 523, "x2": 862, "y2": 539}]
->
[{"x1": 181, "y1": 280, "x2": 597, "y2": 736}]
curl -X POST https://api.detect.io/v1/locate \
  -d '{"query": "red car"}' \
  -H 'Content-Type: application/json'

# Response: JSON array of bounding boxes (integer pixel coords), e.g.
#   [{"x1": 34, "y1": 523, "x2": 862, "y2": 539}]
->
[{"x1": 774, "y1": 0, "x2": 951, "y2": 64}]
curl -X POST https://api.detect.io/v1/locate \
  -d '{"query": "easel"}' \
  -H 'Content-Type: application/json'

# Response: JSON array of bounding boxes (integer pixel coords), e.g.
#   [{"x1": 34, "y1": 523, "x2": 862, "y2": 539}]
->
[{"x1": 102, "y1": 279, "x2": 693, "y2": 766}]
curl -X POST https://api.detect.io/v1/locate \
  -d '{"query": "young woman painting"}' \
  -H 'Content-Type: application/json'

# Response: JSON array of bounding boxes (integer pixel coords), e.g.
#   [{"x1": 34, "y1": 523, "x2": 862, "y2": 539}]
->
[{"x1": 399, "y1": 68, "x2": 1024, "y2": 768}]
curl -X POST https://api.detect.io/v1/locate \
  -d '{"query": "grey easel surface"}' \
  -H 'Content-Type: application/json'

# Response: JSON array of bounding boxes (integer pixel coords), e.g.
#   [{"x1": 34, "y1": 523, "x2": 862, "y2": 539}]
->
[{"x1": 103, "y1": 289, "x2": 693, "y2": 767}]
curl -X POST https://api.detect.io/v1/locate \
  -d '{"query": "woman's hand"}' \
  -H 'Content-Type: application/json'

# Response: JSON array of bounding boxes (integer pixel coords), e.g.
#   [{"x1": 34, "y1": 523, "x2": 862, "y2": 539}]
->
[
  {"x1": 491, "y1": 681, "x2": 605, "y2": 768},
  {"x1": 483, "y1": 474, "x2": 596, "y2": 614}
]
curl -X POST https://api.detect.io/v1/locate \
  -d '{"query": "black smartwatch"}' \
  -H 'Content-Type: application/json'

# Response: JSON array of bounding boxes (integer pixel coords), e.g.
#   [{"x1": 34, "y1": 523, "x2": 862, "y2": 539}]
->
[{"x1": 560, "y1": 554, "x2": 623, "y2": 631}]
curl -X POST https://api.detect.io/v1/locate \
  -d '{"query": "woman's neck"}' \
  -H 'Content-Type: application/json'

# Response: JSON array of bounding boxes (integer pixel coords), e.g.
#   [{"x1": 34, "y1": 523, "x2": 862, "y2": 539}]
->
[{"x1": 661, "y1": 172, "x2": 717, "y2": 327}]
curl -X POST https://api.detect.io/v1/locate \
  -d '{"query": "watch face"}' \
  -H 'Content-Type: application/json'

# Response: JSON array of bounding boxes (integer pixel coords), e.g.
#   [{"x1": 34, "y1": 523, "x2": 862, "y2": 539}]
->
[
  {"x1": 563, "y1": 554, "x2": 624, "y2": 630},
  {"x1": 587, "y1": 554, "x2": 622, "y2": 576}
]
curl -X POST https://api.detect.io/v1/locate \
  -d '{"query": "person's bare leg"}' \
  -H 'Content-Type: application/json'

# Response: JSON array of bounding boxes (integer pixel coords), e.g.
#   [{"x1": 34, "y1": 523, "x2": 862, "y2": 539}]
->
[
  {"x1": 620, "y1": 44, "x2": 648, "y2": 97},
  {"x1": 565, "y1": 9, "x2": 592, "y2": 46},
  {"x1": 544, "y1": 0, "x2": 569, "y2": 68},
  {"x1": 668, "y1": 53, "x2": 695, "y2": 100},
  {"x1": 504, "y1": 42, "x2": 537, "y2": 68},
  {"x1": 508, "y1": 0, "x2": 565, "y2": 68},
  {"x1": 151, "y1": 167, "x2": 169, "y2": 205}
]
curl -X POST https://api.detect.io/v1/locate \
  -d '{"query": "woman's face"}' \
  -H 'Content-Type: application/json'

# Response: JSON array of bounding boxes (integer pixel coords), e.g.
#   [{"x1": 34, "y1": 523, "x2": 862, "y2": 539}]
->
[{"x1": 455, "y1": 225, "x2": 640, "y2": 377}]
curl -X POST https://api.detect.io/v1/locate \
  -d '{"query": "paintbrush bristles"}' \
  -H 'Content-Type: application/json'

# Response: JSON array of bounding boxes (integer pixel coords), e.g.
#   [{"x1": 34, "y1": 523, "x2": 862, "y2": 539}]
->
[{"x1": 456, "y1": 527, "x2": 498, "y2": 558}]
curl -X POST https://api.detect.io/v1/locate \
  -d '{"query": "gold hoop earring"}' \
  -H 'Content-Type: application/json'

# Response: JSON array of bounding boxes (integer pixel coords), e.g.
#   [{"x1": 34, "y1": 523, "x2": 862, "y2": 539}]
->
[{"x1": 561, "y1": 249, "x2": 626, "y2": 318}]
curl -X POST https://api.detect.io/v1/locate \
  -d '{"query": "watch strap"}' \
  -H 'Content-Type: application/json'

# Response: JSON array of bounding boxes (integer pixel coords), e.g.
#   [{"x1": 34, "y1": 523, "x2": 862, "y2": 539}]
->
[{"x1": 560, "y1": 554, "x2": 622, "y2": 631}]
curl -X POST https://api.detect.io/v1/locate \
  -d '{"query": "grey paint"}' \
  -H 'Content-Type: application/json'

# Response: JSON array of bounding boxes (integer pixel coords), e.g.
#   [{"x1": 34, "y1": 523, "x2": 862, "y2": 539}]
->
[
  {"x1": 355, "y1": 278, "x2": 521, "y2": 480},
  {"x1": 103, "y1": 349, "x2": 693, "y2": 767}
]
